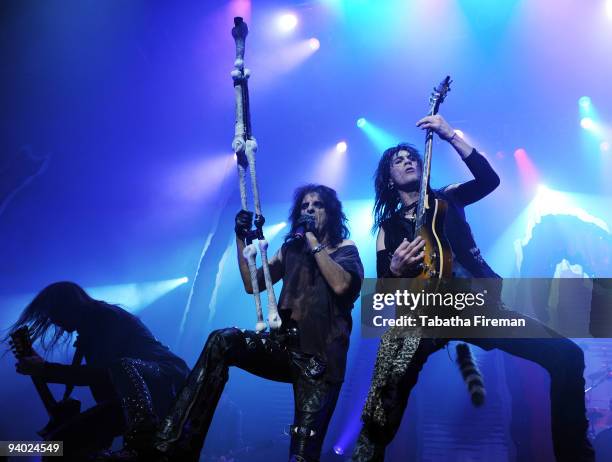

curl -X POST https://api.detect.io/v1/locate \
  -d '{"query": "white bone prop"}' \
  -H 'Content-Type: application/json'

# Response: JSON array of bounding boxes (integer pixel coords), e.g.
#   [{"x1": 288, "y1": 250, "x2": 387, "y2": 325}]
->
[
  {"x1": 256, "y1": 238, "x2": 281, "y2": 328},
  {"x1": 242, "y1": 244, "x2": 266, "y2": 333},
  {"x1": 232, "y1": 16, "x2": 281, "y2": 331}
]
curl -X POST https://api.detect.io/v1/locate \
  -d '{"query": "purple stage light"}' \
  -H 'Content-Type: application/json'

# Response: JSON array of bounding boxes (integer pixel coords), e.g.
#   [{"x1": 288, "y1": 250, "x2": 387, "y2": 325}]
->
[
  {"x1": 514, "y1": 148, "x2": 539, "y2": 189},
  {"x1": 333, "y1": 445, "x2": 344, "y2": 455},
  {"x1": 227, "y1": 0, "x2": 251, "y2": 21}
]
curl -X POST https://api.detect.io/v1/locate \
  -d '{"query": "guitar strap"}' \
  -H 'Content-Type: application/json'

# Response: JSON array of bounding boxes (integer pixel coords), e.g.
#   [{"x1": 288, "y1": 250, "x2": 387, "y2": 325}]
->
[{"x1": 62, "y1": 340, "x2": 84, "y2": 401}]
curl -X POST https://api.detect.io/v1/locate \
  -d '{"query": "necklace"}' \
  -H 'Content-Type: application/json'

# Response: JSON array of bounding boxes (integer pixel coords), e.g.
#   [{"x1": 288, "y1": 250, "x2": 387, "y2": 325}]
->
[{"x1": 400, "y1": 202, "x2": 417, "y2": 221}]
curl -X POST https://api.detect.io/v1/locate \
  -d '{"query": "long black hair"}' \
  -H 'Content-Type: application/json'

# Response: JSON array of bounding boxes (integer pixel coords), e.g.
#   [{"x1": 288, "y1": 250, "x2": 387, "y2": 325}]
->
[
  {"x1": 372, "y1": 143, "x2": 423, "y2": 232},
  {"x1": 285, "y1": 184, "x2": 350, "y2": 248},
  {"x1": 4, "y1": 281, "x2": 109, "y2": 352}
]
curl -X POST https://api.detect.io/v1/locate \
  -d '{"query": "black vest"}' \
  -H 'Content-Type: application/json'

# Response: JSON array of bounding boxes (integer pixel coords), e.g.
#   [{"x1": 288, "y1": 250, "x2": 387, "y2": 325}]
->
[{"x1": 381, "y1": 189, "x2": 500, "y2": 279}]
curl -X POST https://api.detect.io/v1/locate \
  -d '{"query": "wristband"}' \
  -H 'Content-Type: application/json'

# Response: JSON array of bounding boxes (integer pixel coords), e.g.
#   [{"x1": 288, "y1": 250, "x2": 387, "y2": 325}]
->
[{"x1": 311, "y1": 243, "x2": 328, "y2": 255}]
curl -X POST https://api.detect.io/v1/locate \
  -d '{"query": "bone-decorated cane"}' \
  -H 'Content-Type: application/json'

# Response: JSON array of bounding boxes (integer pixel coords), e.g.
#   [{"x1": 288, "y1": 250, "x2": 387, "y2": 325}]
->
[{"x1": 231, "y1": 17, "x2": 281, "y2": 332}]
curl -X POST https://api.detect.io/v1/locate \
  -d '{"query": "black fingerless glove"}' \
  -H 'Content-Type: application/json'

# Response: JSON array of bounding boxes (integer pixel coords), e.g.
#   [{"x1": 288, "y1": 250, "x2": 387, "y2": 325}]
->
[
  {"x1": 295, "y1": 214, "x2": 317, "y2": 234},
  {"x1": 235, "y1": 210, "x2": 253, "y2": 242}
]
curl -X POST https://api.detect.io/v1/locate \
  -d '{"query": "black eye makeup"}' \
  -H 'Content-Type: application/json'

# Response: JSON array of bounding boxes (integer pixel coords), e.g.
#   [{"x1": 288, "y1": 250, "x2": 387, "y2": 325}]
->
[{"x1": 301, "y1": 199, "x2": 324, "y2": 210}]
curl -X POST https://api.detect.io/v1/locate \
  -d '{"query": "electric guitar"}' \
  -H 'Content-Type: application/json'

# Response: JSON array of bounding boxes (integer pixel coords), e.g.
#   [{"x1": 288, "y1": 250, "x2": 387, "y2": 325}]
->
[
  {"x1": 415, "y1": 76, "x2": 454, "y2": 280},
  {"x1": 10, "y1": 326, "x2": 81, "y2": 438}
]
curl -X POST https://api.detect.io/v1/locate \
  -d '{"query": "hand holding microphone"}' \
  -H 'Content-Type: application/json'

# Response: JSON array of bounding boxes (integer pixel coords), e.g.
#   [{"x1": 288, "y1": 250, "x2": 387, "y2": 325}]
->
[{"x1": 292, "y1": 214, "x2": 317, "y2": 240}]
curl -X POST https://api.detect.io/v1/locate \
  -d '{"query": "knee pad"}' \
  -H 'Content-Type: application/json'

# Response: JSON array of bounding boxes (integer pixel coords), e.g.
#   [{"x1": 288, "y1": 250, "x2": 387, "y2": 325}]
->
[{"x1": 289, "y1": 425, "x2": 318, "y2": 461}]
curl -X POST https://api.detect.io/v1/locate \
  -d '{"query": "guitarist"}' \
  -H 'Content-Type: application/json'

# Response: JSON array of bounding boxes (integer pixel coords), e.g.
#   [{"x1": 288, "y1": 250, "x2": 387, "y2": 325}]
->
[
  {"x1": 8, "y1": 281, "x2": 189, "y2": 460},
  {"x1": 351, "y1": 114, "x2": 594, "y2": 462}
]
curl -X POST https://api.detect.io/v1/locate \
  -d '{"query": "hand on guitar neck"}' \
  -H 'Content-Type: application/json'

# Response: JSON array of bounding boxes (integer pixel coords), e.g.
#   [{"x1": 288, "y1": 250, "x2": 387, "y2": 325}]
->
[
  {"x1": 10, "y1": 326, "x2": 82, "y2": 439},
  {"x1": 416, "y1": 113, "x2": 474, "y2": 160},
  {"x1": 15, "y1": 351, "x2": 46, "y2": 376},
  {"x1": 10, "y1": 327, "x2": 46, "y2": 377}
]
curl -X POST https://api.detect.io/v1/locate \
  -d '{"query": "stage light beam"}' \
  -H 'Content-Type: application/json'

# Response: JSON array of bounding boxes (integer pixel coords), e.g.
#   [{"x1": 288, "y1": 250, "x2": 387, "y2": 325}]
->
[
  {"x1": 87, "y1": 277, "x2": 190, "y2": 314},
  {"x1": 264, "y1": 221, "x2": 288, "y2": 241},
  {"x1": 308, "y1": 38, "x2": 320, "y2": 51},
  {"x1": 514, "y1": 148, "x2": 539, "y2": 190},
  {"x1": 278, "y1": 13, "x2": 298, "y2": 33},
  {"x1": 579, "y1": 96, "x2": 592, "y2": 110},
  {"x1": 356, "y1": 117, "x2": 367, "y2": 128},
  {"x1": 336, "y1": 141, "x2": 348, "y2": 153},
  {"x1": 580, "y1": 117, "x2": 594, "y2": 130},
  {"x1": 358, "y1": 119, "x2": 402, "y2": 153}
]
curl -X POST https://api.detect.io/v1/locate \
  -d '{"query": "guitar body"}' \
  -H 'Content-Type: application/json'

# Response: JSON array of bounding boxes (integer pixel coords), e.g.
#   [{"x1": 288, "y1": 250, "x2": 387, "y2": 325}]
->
[
  {"x1": 10, "y1": 326, "x2": 82, "y2": 439},
  {"x1": 417, "y1": 196, "x2": 453, "y2": 280}
]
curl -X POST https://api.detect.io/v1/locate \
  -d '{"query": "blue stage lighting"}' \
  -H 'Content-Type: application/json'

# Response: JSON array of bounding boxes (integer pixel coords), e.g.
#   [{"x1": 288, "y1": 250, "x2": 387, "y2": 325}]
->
[
  {"x1": 308, "y1": 38, "x2": 320, "y2": 51},
  {"x1": 264, "y1": 221, "x2": 288, "y2": 240},
  {"x1": 87, "y1": 277, "x2": 190, "y2": 313},
  {"x1": 580, "y1": 117, "x2": 594, "y2": 130},
  {"x1": 333, "y1": 446, "x2": 344, "y2": 455},
  {"x1": 578, "y1": 96, "x2": 591, "y2": 109},
  {"x1": 278, "y1": 13, "x2": 298, "y2": 33},
  {"x1": 358, "y1": 119, "x2": 401, "y2": 153}
]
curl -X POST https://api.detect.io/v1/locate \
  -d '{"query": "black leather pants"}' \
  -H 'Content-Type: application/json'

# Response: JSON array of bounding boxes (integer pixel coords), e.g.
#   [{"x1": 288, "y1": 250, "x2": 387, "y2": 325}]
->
[{"x1": 156, "y1": 327, "x2": 341, "y2": 462}]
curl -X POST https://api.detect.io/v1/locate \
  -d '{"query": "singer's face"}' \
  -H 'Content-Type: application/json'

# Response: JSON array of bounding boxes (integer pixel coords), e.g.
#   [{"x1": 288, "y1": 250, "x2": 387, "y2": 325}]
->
[
  {"x1": 301, "y1": 192, "x2": 327, "y2": 233},
  {"x1": 390, "y1": 150, "x2": 421, "y2": 187}
]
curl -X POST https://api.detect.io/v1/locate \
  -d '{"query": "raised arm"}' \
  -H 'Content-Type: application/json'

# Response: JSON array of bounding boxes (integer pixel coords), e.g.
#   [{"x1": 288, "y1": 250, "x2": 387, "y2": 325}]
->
[{"x1": 416, "y1": 114, "x2": 500, "y2": 206}]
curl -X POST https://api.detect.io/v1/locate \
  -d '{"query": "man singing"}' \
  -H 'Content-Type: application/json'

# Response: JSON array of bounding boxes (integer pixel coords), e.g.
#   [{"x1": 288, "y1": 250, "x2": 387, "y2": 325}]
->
[{"x1": 157, "y1": 184, "x2": 364, "y2": 462}]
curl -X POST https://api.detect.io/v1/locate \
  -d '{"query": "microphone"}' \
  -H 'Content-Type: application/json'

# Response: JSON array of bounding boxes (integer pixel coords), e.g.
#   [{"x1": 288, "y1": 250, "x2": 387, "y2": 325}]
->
[
  {"x1": 289, "y1": 215, "x2": 316, "y2": 241},
  {"x1": 292, "y1": 224, "x2": 308, "y2": 241}
]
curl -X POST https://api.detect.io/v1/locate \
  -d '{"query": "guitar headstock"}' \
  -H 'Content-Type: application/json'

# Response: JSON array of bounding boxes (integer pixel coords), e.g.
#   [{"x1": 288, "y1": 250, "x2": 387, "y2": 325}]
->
[
  {"x1": 10, "y1": 326, "x2": 33, "y2": 359},
  {"x1": 429, "y1": 76, "x2": 452, "y2": 115}
]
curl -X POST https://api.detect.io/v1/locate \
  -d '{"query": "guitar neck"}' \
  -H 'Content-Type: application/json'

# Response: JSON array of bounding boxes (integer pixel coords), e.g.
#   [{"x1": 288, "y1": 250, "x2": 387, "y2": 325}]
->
[
  {"x1": 415, "y1": 75, "x2": 451, "y2": 232},
  {"x1": 415, "y1": 114, "x2": 436, "y2": 232},
  {"x1": 11, "y1": 327, "x2": 59, "y2": 416},
  {"x1": 31, "y1": 376, "x2": 58, "y2": 416}
]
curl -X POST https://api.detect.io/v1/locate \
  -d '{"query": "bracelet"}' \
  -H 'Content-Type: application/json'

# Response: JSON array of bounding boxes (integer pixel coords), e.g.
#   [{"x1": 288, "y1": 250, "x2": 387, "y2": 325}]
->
[
  {"x1": 311, "y1": 243, "x2": 328, "y2": 255},
  {"x1": 447, "y1": 131, "x2": 457, "y2": 143}
]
